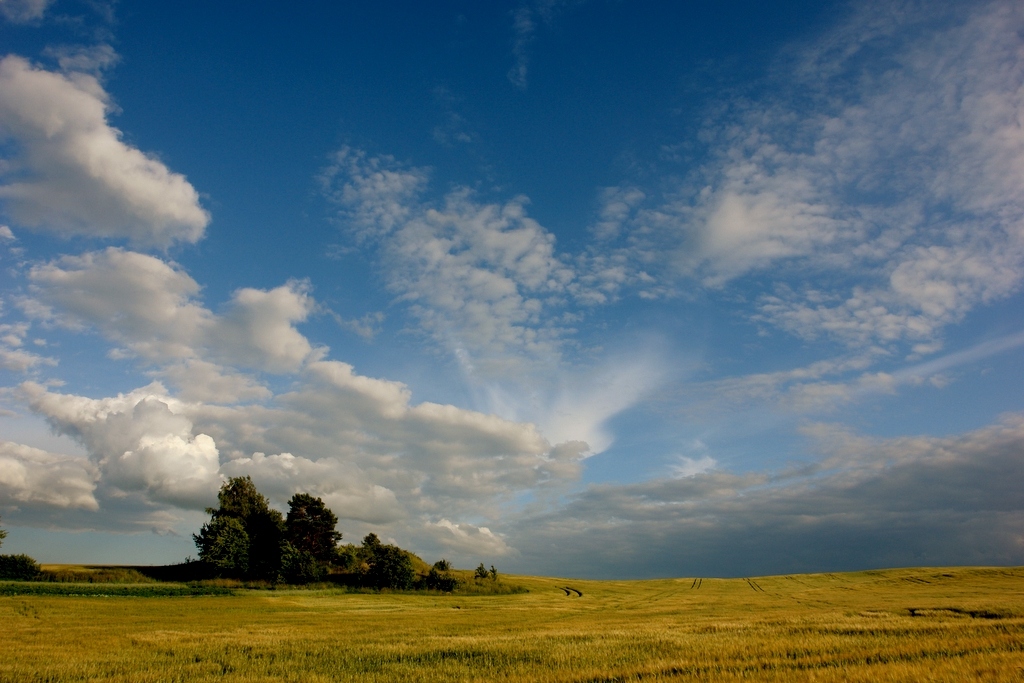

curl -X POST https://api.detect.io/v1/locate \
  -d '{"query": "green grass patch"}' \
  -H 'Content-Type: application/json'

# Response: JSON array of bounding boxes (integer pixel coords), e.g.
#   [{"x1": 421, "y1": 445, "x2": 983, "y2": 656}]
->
[{"x1": 0, "y1": 581, "x2": 234, "y2": 597}]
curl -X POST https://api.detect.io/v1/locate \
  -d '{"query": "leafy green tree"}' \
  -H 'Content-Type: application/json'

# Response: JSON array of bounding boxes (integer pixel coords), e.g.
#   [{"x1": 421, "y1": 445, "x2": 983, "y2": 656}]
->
[
  {"x1": 490, "y1": 565, "x2": 498, "y2": 580},
  {"x1": 361, "y1": 532, "x2": 381, "y2": 553},
  {"x1": 475, "y1": 563, "x2": 490, "y2": 579},
  {"x1": 0, "y1": 554, "x2": 39, "y2": 580},
  {"x1": 363, "y1": 538, "x2": 414, "y2": 590},
  {"x1": 426, "y1": 559, "x2": 458, "y2": 592},
  {"x1": 285, "y1": 493, "x2": 342, "y2": 563},
  {"x1": 194, "y1": 516, "x2": 249, "y2": 576},
  {"x1": 0, "y1": 514, "x2": 7, "y2": 549},
  {"x1": 280, "y1": 544, "x2": 325, "y2": 584},
  {"x1": 194, "y1": 476, "x2": 284, "y2": 580}
]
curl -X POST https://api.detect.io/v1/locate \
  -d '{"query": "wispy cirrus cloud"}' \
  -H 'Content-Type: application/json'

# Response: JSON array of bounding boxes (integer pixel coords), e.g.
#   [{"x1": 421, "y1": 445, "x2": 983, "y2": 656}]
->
[
  {"x1": 0, "y1": 0, "x2": 52, "y2": 24},
  {"x1": 322, "y1": 148, "x2": 578, "y2": 378},
  {"x1": 507, "y1": 1, "x2": 587, "y2": 90},
  {"x1": 613, "y1": 1, "x2": 1024, "y2": 357}
]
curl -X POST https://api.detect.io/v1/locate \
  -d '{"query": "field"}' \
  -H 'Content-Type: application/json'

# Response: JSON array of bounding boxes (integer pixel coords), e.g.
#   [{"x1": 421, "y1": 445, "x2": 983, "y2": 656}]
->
[{"x1": 2, "y1": 566, "x2": 1023, "y2": 682}]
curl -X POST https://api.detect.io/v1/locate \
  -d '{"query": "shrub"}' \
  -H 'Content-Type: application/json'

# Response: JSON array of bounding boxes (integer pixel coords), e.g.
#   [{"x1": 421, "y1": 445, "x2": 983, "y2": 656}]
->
[
  {"x1": 280, "y1": 544, "x2": 325, "y2": 584},
  {"x1": 425, "y1": 566, "x2": 459, "y2": 592},
  {"x1": 364, "y1": 544, "x2": 414, "y2": 590},
  {"x1": 0, "y1": 554, "x2": 41, "y2": 580}
]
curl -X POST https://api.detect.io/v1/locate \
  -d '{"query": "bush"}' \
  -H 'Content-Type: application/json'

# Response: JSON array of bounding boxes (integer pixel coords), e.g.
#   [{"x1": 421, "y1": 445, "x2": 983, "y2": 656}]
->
[
  {"x1": 280, "y1": 544, "x2": 326, "y2": 584},
  {"x1": 0, "y1": 554, "x2": 41, "y2": 580},
  {"x1": 425, "y1": 566, "x2": 459, "y2": 592},
  {"x1": 364, "y1": 544, "x2": 414, "y2": 590}
]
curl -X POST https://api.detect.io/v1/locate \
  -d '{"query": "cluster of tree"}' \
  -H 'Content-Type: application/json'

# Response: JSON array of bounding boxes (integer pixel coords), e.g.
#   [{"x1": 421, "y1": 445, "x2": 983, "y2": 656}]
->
[
  {"x1": 0, "y1": 514, "x2": 41, "y2": 580},
  {"x1": 194, "y1": 477, "x2": 482, "y2": 591},
  {"x1": 194, "y1": 477, "x2": 341, "y2": 583},
  {"x1": 475, "y1": 563, "x2": 498, "y2": 580}
]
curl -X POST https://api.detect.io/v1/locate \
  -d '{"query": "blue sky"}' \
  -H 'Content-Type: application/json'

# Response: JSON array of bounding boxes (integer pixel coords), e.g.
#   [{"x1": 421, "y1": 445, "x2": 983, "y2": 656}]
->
[{"x1": 0, "y1": 0, "x2": 1023, "y2": 578}]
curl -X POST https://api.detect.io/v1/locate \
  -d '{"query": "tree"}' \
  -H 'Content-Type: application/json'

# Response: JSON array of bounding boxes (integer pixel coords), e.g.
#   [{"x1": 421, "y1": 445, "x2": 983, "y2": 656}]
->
[
  {"x1": 363, "y1": 538, "x2": 414, "y2": 590},
  {"x1": 285, "y1": 493, "x2": 342, "y2": 563},
  {"x1": 194, "y1": 476, "x2": 284, "y2": 580},
  {"x1": 280, "y1": 544, "x2": 325, "y2": 584},
  {"x1": 426, "y1": 559, "x2": 458, "y2": 592},
  {"x1": 194, "y1": 516, "x2": 249, "y2": 576},
  {"x1": 361, "y1": 532, "x2": 381, "y2": 553},
  {"x1": 0, "y1": 514, "x2": 7, "y2": 549},
  {"x1": 475, "y1": 563, "x2": 490, "y2": 579},
  {"x1": 0, "y1": 554, "x2": 39, "y2": 580}
]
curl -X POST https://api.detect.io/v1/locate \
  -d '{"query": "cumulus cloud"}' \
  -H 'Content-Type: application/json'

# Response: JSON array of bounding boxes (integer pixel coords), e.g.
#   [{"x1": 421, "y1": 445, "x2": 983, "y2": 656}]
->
[
  {"x1": 23, "y1": 248, "x2": 319, "y2": 377},
  {"x1": 21, "y1": 381, "x2": 223, "y2": 508},
  {"x1": 15, "y1": 357, "x2": 586, "y2": 553},
  {"x1": 510, "y1": 412, "x2": 1024, "y2": 578},
  {"x1": 0, "y1": 55, "x2": 209, "y2": 246},
  {"x1": 423, "y1": 519, "x2": 515, "y2": 558},
  {"x1": 155, "y1": 360, "x2": 270, "y2": 405},
  {"x1": 0, "y1": 441, "x2": 98, "y2": 510}
]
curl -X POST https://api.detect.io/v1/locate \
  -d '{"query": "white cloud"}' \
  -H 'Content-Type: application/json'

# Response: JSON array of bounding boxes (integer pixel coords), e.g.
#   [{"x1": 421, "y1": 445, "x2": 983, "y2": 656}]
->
[
  {"x1": 14, "y1": 357, "x2": 584, "y2": 552},
  {"x1": 612, "y1": 1, "x2": 1024, "y2": 355},
  {"x1": 221, "y1": 451, "x2": 404, "y2": 525},
  {"x1": 0, "y1": 0, "x2": 51, "y2": 23},
  {"x1": 210, "y1": 281, "x2": 318, "y2": 373},
  {"x1": 323, "y1": 151, "x2": 674, "y2": 459},
  {"x1": 155, "y1": 360, "x2": 271, "y2": 405},
  {"x1": 23, "y1": 247, "x2": 319, "y2": 374},
  {"x1": 324, "y1": 150, "x2": 577, "y2": 378},
  {"x1": 0, "y1": 55, "x2": 209, "y2": 247},
  {"x1": 0, "y1": 316, "x2": 54, "y2": 373},
  {"x1": 670, "y1": 454, "x2": 716, "y2": 478},
  {"x1": 0, "y1": 441, "x2": 98, "y2": 510},
  {"x1": 26, "y1": 248, "x2": 210, "y2": 360},
  {"x1": 44, "y1": 44, "x2": 120, "y2": 75},
  {"x1": 424, "y1": 519, "x2": 515, "y2": 559},
  {"x1": 21, "y1": 381, "x2": 223, "y2": 508}
]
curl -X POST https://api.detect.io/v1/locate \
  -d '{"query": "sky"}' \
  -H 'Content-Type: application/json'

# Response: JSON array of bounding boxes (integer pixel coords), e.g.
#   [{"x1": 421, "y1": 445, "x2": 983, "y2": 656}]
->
[{"x1": 0, "y1": 0, "x2": 1022, "y2": 579}]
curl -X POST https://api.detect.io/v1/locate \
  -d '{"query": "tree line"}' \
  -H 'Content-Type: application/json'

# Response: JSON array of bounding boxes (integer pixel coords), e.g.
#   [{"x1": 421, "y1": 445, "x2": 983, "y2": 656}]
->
[{"x1": 194, "y1": 476, "x2": 488, "y2": 590}]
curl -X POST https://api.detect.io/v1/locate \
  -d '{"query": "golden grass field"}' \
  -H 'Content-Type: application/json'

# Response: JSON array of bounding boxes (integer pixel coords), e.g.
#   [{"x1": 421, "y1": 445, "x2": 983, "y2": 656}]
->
[{"x1": 2, "y1": 566, "x2": 1023, "y2": 682}]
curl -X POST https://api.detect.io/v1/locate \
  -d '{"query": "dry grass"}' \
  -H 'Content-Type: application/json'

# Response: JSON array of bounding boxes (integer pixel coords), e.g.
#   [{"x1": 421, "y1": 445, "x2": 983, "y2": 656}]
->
[{"x1": 2, "y1": 566, "x2": 1023, "y2": 681}]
